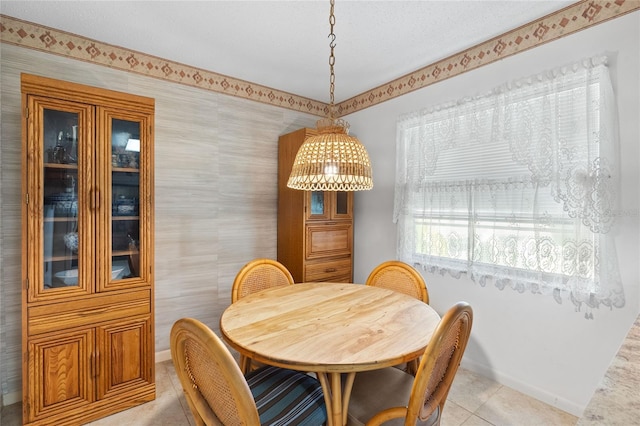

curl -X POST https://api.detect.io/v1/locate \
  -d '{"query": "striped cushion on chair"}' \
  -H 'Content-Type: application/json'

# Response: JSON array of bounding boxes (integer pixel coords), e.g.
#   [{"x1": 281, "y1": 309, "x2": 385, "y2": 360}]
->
[{"x1": 247, "y1": 366, "x2": 327, "y2": 426}]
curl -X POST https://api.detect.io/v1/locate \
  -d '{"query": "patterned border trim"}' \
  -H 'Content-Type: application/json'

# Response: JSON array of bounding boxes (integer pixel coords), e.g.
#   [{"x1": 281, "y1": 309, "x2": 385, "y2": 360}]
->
[
  {"x1": 1, "y1": 1, "x2": 638, "y2": 117},
  {"x1": 337, "y1": 0, "x2": 640, "y2": 115},
  {"x1": 0, "y1": 14, "x2": 328, "y2": 116}
]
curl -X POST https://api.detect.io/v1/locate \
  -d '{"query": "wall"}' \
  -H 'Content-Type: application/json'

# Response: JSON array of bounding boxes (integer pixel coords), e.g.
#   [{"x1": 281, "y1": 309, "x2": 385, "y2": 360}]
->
[
  {"x1": 0, "y1": 43, "x2": 317, "y2": 404},
  {"x1": 347, "y1": 11, "x2": 640, "y2": 416}
]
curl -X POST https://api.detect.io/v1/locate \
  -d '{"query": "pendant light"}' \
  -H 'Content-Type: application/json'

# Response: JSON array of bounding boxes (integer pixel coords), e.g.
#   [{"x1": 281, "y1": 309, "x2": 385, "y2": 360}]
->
[{"x1": 287, "y1": 0, "x2": 373, "y2": 191}]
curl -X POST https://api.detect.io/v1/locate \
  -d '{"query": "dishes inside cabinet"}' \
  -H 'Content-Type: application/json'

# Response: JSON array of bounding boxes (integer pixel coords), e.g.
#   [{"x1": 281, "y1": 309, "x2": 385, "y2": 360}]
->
[
  {"x1": 112, "y1": 197, "x2": 138, "y2": 216},
  {"x1": 54, "y1": 265, "x2": 125, "y2": 286},
  {"x1": 45, "y1": 193, "x2": 78, "y2": 217},
  {"x1": 63, "y1": 232, "x2": 79, "y2": 252}
]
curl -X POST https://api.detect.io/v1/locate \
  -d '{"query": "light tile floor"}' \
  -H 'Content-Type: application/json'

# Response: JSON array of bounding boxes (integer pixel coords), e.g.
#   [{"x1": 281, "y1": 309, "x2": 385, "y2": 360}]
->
[{"x1": 1, "y1": 360, "x2": 578, "y2": 426}]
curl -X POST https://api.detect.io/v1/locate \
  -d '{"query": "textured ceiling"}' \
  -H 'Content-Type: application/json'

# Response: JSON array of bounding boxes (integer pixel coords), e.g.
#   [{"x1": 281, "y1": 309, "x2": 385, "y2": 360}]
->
[{"x1": 1, "y1": 0, "x2": 576, "y2": 103}]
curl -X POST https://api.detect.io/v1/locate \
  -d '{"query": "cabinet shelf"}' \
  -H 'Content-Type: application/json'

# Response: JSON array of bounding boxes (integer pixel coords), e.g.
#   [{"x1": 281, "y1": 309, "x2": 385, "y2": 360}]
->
[
  {"x1": 112, "y1": 215, "x2": 139, "y2": 221},
  {"x1": 45, "y1": 251, "x2": 139, "y2": 260},
  {"x1": 113, "y1": 249, "x2": 139, "y2": 257},
  {"x1": 44, "y1": 162, "x2": 78, "y2": 169},
  {"x1": 112, "y1": 166, "x2": 139, "y2": 173},
  {"x1": 44, "y1": 217, "x2": 77, "y2": 223},
  {"x1": 45, "y1": 254, "x2": 78, "y2": 262}
]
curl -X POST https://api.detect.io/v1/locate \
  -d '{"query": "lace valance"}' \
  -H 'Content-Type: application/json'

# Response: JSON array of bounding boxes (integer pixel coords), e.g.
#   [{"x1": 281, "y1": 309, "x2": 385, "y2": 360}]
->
[{"x1": 394, "y1": 55, "x2": 623, "y2": 315}]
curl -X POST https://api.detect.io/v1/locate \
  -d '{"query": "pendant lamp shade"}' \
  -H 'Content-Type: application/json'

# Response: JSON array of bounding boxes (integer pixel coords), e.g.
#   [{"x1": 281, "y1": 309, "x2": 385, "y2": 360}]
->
[
  {"x1": 286, "y1": 0, "x2": 373, "y2": 192},
  {"x1": 287, "y1": 118, "x2": 373, "y2": 191}
]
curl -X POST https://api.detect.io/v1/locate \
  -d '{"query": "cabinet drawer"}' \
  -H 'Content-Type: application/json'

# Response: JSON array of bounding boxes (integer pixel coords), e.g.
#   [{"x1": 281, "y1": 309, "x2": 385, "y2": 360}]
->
[
  {"x1": 305, "y1": 258, "x2": 352, "y2": 282},
  {"x1": 305, "y1": 223, "x2": 352, "y2": 259},
  {"x1": 28, "y1": 289, "x2": 151, "y2": 336}
]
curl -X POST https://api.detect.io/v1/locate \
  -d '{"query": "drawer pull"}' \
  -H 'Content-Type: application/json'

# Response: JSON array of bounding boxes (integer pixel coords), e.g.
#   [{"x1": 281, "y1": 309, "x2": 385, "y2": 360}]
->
[{"x1": 325, "y1": 268, "x2": 337, "y2": 273}]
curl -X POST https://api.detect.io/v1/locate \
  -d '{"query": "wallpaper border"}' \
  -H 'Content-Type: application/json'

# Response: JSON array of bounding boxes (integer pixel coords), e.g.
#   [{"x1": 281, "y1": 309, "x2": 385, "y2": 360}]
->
[
  {"x1": 337, "y1": 0, "x2": 639, "y2": 115},
  {"x1": 1, "y1": 0, "x2": 638, "y2": 117}
]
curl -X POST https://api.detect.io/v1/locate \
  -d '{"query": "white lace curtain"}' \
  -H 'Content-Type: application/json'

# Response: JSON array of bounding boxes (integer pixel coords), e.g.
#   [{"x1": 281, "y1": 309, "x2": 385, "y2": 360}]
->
[{"x1": 394, "y1": 56, "x2": 624, "y2": 316}]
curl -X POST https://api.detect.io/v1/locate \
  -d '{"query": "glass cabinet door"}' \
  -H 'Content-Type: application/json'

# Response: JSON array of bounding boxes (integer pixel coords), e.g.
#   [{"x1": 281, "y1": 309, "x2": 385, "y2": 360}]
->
[
  {"x1": 27, "y1": 97, "x2": 151, "y2": 299},
  {"x1": 100, "y1": 109, "x2": 150, "y2": 291},
  {"x1": 33, "y1": 98, "x2": 93, "y2": 299},
  {"x1": 111, "y1": 118, "x2": 140, "y2": 282},
  {"x1": 306, "y1": 191, "x2": 352, "y2": 220},
  {"x1": 333, "y1": 191, "x2": 352, "y2": 219},
  {"x1": 307, "y1": 191, "x2": 331, "y2": 220}
]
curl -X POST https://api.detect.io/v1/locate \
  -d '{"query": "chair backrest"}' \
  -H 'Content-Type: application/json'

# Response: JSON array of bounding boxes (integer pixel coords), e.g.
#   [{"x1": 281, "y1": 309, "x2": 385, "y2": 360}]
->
[
  {"x1": 407, "y1": 301, "x2": 473, "y2": 424},
  {"x1": 365, "y1": 260, "x2": 429, "y2": 303},
  {"x1": 170, "y1": 317, "x2": 261, "y2": 425},
  {"x1": 231, "y1": 258, "x2": 294, "y2": 303}
]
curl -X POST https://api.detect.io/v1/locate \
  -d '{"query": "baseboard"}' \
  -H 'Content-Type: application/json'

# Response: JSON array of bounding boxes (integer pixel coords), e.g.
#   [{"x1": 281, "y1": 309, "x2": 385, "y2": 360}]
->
[
  {"x1": 155, "y1": 349, "x2": 172, "y2": 363},
  {"x1": 2, "y1": 350, "x2": 174, "y2": 407},
  {"x1": 2, "y1": 391, "x2": 21, "y2": 407},
  {"x1": 460, "y1": 359, "x2": 585, "y2": 417}
]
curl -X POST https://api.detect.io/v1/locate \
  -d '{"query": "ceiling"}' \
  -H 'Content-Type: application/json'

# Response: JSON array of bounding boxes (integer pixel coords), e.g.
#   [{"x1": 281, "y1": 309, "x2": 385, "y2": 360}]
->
[{"x1": 1, "y1": 1, "x2": 575, "y2": 104}]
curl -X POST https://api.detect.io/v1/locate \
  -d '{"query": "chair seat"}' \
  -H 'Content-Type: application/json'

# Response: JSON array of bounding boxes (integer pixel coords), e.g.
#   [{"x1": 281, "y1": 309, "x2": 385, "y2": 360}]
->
[
  {"x1": 347, "y1": 367, "x2": 438, "y2": 426},
  {"x1": 247, "y1": 365, "x2": 327, "y2": 425}
]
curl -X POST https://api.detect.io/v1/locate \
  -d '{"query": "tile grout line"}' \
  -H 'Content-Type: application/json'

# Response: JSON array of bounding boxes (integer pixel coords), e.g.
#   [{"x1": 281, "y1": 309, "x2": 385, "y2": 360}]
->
[
  {"x1": 160, "y1": 360, "x2": 194, "y2": 425},
  {"x1": 471, "y1": 383, "x2": 503, "y2": 426}
]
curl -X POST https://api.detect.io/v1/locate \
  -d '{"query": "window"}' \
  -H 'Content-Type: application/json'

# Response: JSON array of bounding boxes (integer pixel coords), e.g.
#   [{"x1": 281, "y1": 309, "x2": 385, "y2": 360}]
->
[{"x1": 394, "y1": 56, "x2": 623, "y2": 315}]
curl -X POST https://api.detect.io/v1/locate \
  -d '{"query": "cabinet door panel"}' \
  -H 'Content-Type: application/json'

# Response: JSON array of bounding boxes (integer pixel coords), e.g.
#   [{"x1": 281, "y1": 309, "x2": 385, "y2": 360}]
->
[
  {"x1": 27, "y1": 329, "x2": 95, "y2": 421},
  {"x1": 26, "y1": 96, "x2": 94, "y2": 302},
  {"x1": 306, "y1": 191, "x2": 331, "y2": 220},
  {"x1": 97, "y1": 316, "x2": 153, "y2": 399},
  {"x1": 97, "y1": 108, "x2": 152, "y2": 292},
  {"x1": 305, "y1": 223, "x2": 353, "y2": 259},
  {"x1": 333, "y1": 191, "x2": 353, "y2": 219}
]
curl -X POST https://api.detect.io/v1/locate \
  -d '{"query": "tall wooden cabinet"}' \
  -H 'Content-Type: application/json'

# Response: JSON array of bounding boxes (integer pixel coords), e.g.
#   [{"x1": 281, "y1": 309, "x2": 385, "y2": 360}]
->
[
  {"x1": 21, "y1": 74, "x2": 155, "y2": 425},
  {"x1": 277, "y1": 128, "x2": 354, "y2": 283}
]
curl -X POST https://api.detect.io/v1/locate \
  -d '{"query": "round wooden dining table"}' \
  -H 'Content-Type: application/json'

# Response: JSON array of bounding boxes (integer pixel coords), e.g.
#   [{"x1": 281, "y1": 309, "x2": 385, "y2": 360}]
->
[{"x1": 219, "y1": 282, "x2": 441, "y2": 426}]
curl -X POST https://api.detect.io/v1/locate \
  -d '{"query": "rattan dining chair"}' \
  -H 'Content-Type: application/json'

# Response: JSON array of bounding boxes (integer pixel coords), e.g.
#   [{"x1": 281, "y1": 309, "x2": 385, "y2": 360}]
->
[
  {"x1": 366, "y1": 260, "x2": 429, "y2": 375},
  {"x1": 346, "y1": 301, "x2": 473, "y2": 426},
  {"x1": 231, "y1": 258, "x2": 295, "y2": 374},
  {"x1": 231, "y1": 258, "x2": 295, "y2": 303},
  {"x1": 365, "y1": 260, "x2": 429, "y2": 303},
  {"x1": 170, "y1": 318, "x2": 327, "y2": 426}
]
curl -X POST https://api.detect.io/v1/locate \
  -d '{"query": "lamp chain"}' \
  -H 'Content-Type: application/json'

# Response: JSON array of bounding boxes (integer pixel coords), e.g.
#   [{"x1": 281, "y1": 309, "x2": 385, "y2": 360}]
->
[
  {"x1": 287, "y1": 0, "x2": 373, "y2": 192},
  {"x1": 328, "y1": 0, "x2": 336, "y2": 118}
]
